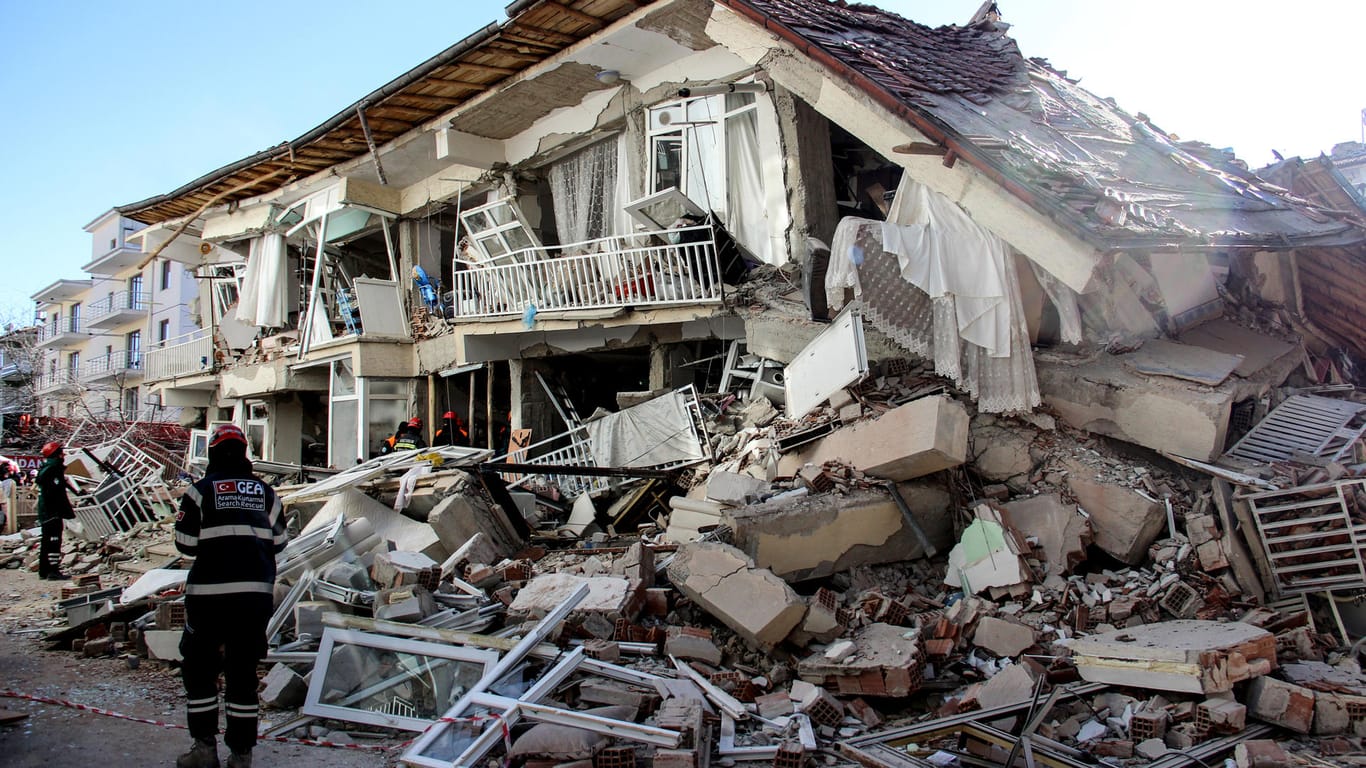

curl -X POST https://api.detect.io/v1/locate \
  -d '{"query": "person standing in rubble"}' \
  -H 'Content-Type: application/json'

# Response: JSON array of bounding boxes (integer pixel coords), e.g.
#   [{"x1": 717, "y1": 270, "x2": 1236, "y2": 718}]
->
[
  {"x1": 174, "y1": 424, "x2": 286, "y2": 768},
  {"x1": 0, "y1": 463, "x2": 15, "y2": 530},
  {"x1": 391, "y1": 417, "x2": 426, "y2": 452},
  {"x1": 36, "y1": 441, "x2": 75, "y2": 580},
  {"x1": 433, "y1": 410, "x2": 469, "y2": 447}
]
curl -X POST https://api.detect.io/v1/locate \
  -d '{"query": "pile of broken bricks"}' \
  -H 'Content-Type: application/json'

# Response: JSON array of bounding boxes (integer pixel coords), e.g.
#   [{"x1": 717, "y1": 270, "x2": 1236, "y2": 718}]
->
[{"x1": 18, "y1": 346, "x2": 1366, "y2": 766}]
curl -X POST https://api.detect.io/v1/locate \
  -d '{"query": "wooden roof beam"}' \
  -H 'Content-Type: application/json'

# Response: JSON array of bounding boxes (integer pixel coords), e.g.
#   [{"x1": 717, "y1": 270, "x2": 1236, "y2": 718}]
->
[
  {"x1": 543, "y1": 1, "x2": 603, "y2": 30},
  {"x1": 449, "y1": 60, "x2": 518, "y2": 77}
]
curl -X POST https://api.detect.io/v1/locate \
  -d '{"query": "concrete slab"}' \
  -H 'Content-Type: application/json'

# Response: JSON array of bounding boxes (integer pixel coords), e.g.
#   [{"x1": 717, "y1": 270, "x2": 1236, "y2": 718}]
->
[
  {"x1": 666, "y1": 542, "x2": 807, "y2": 651},
  {"x1": 1002, "y1": 493, "x2": 1091, "y2": 577},
  {"x1": 1120, "y1": 339, "x2": 1244, "y2": 386},
  {"x1": 303, "y1": 488, "x2": 445, "y2": 561},
  {"x1": 777, "y1": 396, "x2": 968, "y2": 482},
  {"x1": 507, "y1": 573, "x2": 642, "y2": 622},
  {"x1": 724, "y1": 488, "x2": 933, "y2": 582},
  {"x1": 1071, "y1": 620, "x2": 1276, "y2": 694},
  {"x1": 973, "y1": 616, "x2": 1036, "y2": 658},
  {"x1": 1036, "y1": 354, "x2": 1233, "y2": 461}
]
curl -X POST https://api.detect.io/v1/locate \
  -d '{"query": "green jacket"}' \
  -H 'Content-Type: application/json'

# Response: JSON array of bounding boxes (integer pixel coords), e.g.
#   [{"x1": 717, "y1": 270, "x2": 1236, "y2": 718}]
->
[{"x1": 36, "y1": 455, "x2": 73, "y2": 524}]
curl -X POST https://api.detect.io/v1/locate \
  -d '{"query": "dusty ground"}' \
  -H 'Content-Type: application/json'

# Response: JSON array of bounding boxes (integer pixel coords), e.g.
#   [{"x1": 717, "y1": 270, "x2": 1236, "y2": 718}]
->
[{"x1": 0, "y1": 568, "x2": 398, "y2": 767}]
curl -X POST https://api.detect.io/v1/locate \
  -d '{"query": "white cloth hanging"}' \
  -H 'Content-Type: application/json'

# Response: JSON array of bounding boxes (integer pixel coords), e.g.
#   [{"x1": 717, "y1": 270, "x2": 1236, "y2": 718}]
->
[
  {"x1": 548, "y1": 139, "x2": 619, "y2": 245},
  {"x1": 237, "y1": 233, "x2": 288, "y2": 328}
]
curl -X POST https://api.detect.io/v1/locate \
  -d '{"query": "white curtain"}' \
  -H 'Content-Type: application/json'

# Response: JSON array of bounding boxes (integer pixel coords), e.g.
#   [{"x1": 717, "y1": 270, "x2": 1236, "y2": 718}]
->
[
  {"x1": 725, "y1": 108, "x2": 773, "y2": 265},
  {"x1": 548, "y1": 139, "x2": 618, "y2": 246},
  {"x1": 826, "y1": 177, "x2": 1042, "y2": 414},
  {"x1": 237, "y1": 232, "x2": 287, "y2": 328}
]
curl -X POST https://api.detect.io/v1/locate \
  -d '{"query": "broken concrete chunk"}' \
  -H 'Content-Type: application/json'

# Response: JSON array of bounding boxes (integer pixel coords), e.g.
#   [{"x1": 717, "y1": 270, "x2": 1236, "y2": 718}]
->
[
  {"x1": 972, "y1": 616, "x2": 1036, "y2": 658},
  {"x1": 725, "y1": 488, "x2": 935, "y2": 582},
  {"x1": 796, "y1": 623, "x2": 922, "y2": 697},
  {"x1": 508, "y1": 573, "x2": 641, "y2": 623},
  {"x1": 261, "y1": 663, "x2": 308, "y2": 709},
  {"x1": 777, "y1": 396, "x2": 968, "y2": 482},
  {"x1": 1244, "y1": 676, "x2": 1315, "y2": 734},
  {"x1": 1071, "y1": 620, "x2": 1276, "y2": 694},
  {"x1": 705, "y1": 471, "x2": 770, "y2": 506},
  {"x1": 666, "y1": 542, "x2": 806, "y2": 650},
  {"x1": 970, "y1": 423, "x2": 1034, "y2": 482},
  {"x1": 1001, "y1": 493, "x2": 1091, "y2": 577},
  {"x1": 303, "y1": 488, "x2": 444, "y2": 560},
  {"x1": 1234, "y1": 740, "x2": 1291, "y2": 768},
  {"x1": 664, "y1": 629, "x2": 722, "y2": 666},
  {"x1": 976, "y1": 663, "x2": 1037, "y2": 709},
  {"x1": 428, "y1": 492, "x2": 524, "y2": 559},
  {"x1": 370, "y1": 550, "x2": 439, "y2": 589},
  {"x1": 1065, "y1": 463, "x2": 1166, "y2": 565}
]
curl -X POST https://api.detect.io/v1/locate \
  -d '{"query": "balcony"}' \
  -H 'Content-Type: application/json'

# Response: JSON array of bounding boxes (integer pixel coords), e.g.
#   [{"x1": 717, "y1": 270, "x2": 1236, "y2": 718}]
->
[
  {"x1": 450, "y1": 227, "x2": 723, "y2": 320},
  {"x1": 35, "y1": 319, "x2": 87, "y2": 348},
  {"x1": 144, "y1": 329, "x2": 214, "y2": 383},
  {"x1": 87, "y1": 291, "x2": 149, "y2": 329},
  {"x1": 84, "y1": 243, "x2": 145, "y2": 276},
  {"x1": 83, "y1": 349, "x2": 144, "y2": 383},
  {"x1": 34, "y1": 369, "x2": 80, "y2": 394},
  {"x1": 0, "y1": 359, "x2": 30, "y2": 384}
]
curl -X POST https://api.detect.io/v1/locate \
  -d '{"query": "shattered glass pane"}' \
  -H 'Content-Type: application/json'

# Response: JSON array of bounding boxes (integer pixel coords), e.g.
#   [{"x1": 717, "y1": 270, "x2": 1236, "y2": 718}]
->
[{"x1": 312, "y1": 636, "x2": 491, "y2": 731}]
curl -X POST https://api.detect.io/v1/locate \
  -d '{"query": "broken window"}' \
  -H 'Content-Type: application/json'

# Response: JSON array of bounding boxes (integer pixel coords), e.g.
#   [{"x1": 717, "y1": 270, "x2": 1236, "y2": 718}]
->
[
  {"x1": 303, "y1": 628, "x2": 498, "y2": 732},
  {"x1": 459, "y1": 196, "x2": 542, "y2": 263},
  {"x1": 647, "y1": 90, "x2": 774, "y2": 263}
]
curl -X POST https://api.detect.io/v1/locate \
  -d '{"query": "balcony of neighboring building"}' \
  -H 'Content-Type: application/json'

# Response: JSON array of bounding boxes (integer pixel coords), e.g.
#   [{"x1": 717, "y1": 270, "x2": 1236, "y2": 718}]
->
[
  {"x1": 35, "y1": 317, "x2": 87, "y2": 348},
  {"x1": 86, "y1": 290, "x2": 149, "y2": 330},
  {"x1": 82, "y1": 349, "x2": 143, "y2": 384},
  {"x1": 34, "y1": 368, "x2": 80, "y2": 395},
  {"x1": 0, "y1": 358, "x2": 31, "y2": 384}
]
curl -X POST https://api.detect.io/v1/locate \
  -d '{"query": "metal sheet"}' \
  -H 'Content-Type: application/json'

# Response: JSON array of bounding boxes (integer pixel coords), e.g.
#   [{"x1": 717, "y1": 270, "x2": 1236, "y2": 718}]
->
[{"x1": 784, "y1": 304, "x2": 868, "y2": 419}]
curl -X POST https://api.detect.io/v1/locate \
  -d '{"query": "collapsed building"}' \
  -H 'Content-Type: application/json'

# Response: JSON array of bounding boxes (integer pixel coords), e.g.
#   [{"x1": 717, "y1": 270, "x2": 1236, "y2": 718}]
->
[{"x1": 11, "y1": 1, "x2": 1366, "y2": 767}]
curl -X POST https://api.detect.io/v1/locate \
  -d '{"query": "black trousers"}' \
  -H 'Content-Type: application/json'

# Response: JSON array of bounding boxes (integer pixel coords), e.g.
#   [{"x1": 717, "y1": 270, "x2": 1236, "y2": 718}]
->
[
  {"x1": 38, "y1": 519, "x2": 63, "y2": 577},
  {"x1": 180, "y1": 593, "x2": 273, "y2": 754}
]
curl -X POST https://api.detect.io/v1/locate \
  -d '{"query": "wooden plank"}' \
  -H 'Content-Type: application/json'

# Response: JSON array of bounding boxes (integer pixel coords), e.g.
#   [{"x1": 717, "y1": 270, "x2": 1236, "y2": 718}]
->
[{"x1": 0, "y1": 708, "x2": 30, "y2": 725}]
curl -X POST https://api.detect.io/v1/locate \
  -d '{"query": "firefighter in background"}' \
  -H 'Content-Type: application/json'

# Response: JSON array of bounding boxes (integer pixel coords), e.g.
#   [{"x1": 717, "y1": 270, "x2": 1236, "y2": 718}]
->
[
  {"x1": 433, "y1": 410, "x2": 469, "y2": 447},
  {"x1": 174, "y1": 424, "x2": 287, "y2": 768},
  {"x1": 392, "y1": 417, "x2": 426, "y2": 452},
  {"x1": 35, "y1": 441, "x2": 75, "y2": 580}
]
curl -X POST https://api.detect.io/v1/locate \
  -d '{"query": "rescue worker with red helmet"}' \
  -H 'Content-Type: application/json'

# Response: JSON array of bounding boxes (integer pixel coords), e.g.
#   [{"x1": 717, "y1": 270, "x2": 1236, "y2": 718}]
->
[
  {"x1": 433, "y1": 410, "x2": 469, "y2": 447},
  {"x1": 174, "y1": 423, "x2": 286, "y2": 768},
  {"x1": 391, "y1": 417, "x2": 427, "y2": 452},
  {"x1": 35, "y1": 441, "x2": 75, "y2": 580}
]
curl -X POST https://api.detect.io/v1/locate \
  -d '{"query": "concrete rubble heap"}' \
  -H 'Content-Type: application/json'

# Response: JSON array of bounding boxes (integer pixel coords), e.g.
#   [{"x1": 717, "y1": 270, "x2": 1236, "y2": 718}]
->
[{"x1": 8, "y1": 332, "x2": 1366, "y2": 768}]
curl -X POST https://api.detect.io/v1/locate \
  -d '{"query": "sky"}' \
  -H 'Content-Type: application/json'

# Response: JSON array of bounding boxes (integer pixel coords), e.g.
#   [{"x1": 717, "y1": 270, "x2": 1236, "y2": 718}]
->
[{"x1": 0, "y1": 0, "x2": 1359, "y2": 319}]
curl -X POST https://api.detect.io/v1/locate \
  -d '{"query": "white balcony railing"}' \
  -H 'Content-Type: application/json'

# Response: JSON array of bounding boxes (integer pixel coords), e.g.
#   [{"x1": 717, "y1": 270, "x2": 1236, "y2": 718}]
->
[
  {"x1": 450, "y1": 226, "x2": 723, "y2": 320},
  {"x1": 144, "y1": 329, "x2": 214, "y2": 381},
  {"x1": 36, "y1": 319, "x2": 83, "y2": 344},
  {"x1": 35, "y1": 369, "x2": 78, "y2": 392},
  {"x1": 87, "y1": 291, "x2": 148, "y2": 325},
  {"x1": 83, "y1": 349, "x2": 143, "y2": 381}
]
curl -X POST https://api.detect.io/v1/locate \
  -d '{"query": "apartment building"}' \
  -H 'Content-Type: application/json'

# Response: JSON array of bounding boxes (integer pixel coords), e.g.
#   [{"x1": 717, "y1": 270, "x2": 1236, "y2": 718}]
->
[
  {"x1": 31, "y1": 211, "x2": 199, "y2": 424},
  {"x1": 112, "y1": 0, "x2": 1364, "y2": 473}
]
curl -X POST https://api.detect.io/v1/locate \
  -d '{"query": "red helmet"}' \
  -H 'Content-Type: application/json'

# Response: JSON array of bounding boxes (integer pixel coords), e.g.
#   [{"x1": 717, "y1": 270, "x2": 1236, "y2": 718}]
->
[
  {"x1": 408, "y1": 418, "x2": 423, "y2": 428},
  {"x1": 209, "y1": 423, "x2": 248, "y2": 448},
  {"x1": 40, "y1": 441, "x2": 62, "y2": 458},
  {"x1": 443, "y1": 411, "x2": 454, "y2": 419}
]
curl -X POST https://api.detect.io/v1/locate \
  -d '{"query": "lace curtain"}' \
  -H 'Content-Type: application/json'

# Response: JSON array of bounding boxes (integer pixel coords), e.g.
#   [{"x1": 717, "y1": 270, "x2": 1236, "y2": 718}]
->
[
  {"x1": 548, "y1": 139, "x2": 619, "y2": 246},
  {"x1": 826, "y1": 179, "x2": 1043, "y2": 414}
]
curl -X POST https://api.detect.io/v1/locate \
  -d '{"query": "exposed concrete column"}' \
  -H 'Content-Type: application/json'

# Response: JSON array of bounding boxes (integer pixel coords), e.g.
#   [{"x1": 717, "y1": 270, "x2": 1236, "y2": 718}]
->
[
  {"x1": 772, "y1": 85, "x2": 838, "y2": 253},
  {"x1": 397, "y1": 220, "x2": 418, "y2": 316},
  {"x1": 508, "y1": 358, "x2": 525, "y2": 432},
  {"x1": 648, "y1": 343, "x2": 668, "y2": 391}
]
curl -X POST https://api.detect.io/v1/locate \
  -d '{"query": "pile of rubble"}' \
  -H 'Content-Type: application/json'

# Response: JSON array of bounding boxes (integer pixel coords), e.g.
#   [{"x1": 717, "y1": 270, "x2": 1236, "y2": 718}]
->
[{"x1": 18, "y1": 318, "x2": 1366, "y2": 768}]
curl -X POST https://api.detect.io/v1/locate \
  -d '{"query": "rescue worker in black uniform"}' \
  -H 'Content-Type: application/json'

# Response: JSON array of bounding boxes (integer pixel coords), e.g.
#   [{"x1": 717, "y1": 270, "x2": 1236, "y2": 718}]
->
[
  {"x1": 174, "y1": 423, "x2": 287, "y2": 768},
  {"x1": 433, "y1": 410, "x2": 469, "y2": 447},
  {"x1": 392, "y1": 417, "x2": 426, "y2": 452},
  {"x1": 36, "y1": 441, "x2": 75, "y2": 580}
]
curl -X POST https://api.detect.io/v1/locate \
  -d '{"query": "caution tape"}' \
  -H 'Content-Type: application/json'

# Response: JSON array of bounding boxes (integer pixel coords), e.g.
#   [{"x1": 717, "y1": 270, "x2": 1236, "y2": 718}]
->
[
  {"x1": 0, "y1": 689, "x2": 395, "y2": 753},
  {"x1": 0, "y1": 688, "x2": 518, "y2": 758}
]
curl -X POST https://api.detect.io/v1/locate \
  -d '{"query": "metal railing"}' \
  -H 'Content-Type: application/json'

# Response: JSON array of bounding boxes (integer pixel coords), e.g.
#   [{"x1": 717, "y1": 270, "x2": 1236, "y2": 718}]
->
[
  {"x1": 144, "y1": 328, "x2": 213, "y2": 381},
  {"x1": 83, "y1": 349, "x2": 143, "y2": 380},
  {"x1": 87, "y1": 290, "x2": 147, "y2": 323},
  {"x1": 34, "y1": 369, "x2": 78, "y2": 392},
  {"x1": 450, "y1": 226, "x2": 723, "y2": 319},
  {"x1": 36, "y1": 318, "x2": 83, "y2": 343}
]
